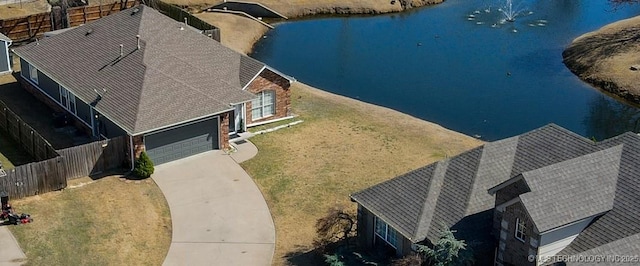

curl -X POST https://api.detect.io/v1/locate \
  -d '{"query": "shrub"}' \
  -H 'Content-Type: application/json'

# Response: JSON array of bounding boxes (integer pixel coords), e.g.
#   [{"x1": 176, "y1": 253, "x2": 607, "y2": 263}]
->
[
  {"x1": 133, "y1": 152, "x2": 154, "y2": 178},
  {"x1": 314, "y1": 206, "x2": 356, "y2": 249}
]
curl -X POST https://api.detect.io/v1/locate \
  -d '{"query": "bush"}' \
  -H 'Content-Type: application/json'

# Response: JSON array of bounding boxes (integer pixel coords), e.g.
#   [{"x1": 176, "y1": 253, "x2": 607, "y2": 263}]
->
[
  {"x1": 314, "y1": 206, "x2": 356, "y2": 249},
  {"x1": 133, "y1": 152, "x2": 154, "y2": 178}
]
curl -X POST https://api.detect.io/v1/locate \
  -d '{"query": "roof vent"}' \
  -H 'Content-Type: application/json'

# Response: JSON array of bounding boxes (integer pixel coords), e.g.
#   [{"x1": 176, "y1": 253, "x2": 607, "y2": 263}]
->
[
  {"x1": 136, "y1": 35, "x2": 140, "y2": 50},
  {"x1": 119, "y1": 44, "x2": 123, "y2": 57},
  {"x1": 131, "y1": 7, "x2": 140, "y2": 15},
  {"x1": 85, "y1": 28, "x2": 93, "y2": 36}
]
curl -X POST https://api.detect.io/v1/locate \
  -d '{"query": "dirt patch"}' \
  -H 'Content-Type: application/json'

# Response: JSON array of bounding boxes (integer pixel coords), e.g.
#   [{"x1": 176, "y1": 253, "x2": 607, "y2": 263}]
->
[
  {"x1": 242, "y1": 82, "x2": 482, "y2": 265},
  {"x1": 8, "y1": 175, "x2": 171, "y2": 265},
  {"x1": 194, "y1": 11, "x2": 269, "y2": 54},
  {"x1": 0, "y1": 0, "x2": 51, "y2": 20},
  {"x1": 563, "y1": 15, "x2": 640, "y2": 104}
]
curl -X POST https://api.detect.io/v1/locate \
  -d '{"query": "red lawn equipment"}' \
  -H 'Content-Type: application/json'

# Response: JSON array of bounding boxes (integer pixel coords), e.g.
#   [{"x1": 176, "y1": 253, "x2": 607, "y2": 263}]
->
[{"x1": 1, "y1": 194, "x2": 33, "y2": 225}]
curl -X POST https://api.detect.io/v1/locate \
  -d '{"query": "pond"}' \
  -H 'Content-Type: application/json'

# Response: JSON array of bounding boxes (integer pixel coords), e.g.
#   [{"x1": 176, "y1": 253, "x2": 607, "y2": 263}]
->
[{"x1": 251, "y1": 0, "x2": 640, "y2": 141}]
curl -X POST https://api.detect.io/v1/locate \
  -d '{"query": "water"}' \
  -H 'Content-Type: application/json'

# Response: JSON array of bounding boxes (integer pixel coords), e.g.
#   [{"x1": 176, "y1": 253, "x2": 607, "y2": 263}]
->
[{"x1": 251, "y1": 0, "x2": 640, "y2": 141}]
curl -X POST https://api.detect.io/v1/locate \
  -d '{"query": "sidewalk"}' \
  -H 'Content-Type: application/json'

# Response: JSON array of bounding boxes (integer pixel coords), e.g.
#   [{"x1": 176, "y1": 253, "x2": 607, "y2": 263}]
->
[{"x1": 0, "y1": 226, "x2": 26, "y2": 266}]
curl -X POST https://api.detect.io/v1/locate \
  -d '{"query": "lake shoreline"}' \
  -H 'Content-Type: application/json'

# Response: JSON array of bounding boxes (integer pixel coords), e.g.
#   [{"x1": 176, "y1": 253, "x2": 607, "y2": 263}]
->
[
  {"x1": 563, "y1": 15, "x2": 640, "y2": 105},
  {"x1": 194, "y1": 0, "x2": 444, "y2": 55}
]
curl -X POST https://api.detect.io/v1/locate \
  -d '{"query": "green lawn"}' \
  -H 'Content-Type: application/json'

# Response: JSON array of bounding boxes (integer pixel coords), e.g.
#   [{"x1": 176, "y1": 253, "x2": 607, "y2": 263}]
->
[{"x1": 0, "y1": 129, "x2": 34, "y2": 169}]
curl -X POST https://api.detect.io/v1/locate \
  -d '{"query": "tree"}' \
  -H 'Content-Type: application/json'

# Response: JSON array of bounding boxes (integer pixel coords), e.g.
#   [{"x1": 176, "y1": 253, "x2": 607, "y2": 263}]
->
[
  {"x1": 414, "y1": 228, "x2": 473, "y2": 266},
  {"x1": 133, "y1": 151, "x2": 154, "y2": 178}
]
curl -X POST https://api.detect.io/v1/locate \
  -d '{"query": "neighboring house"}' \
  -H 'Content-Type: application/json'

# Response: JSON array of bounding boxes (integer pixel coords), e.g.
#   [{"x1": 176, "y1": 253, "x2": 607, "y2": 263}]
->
[
  {"x1": 0, "y1": 33, "x2": 12, "y2": 75},
  {"x1": 12, "y1": 5, "x2": 293, "y2": 165},
  {"x1": 350, "y1": 124, "x2": 640, "y2": 265}
]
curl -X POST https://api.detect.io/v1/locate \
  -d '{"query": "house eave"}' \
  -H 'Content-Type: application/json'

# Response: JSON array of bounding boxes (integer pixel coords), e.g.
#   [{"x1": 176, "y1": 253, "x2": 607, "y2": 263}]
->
[
  {"x1": 350, "y1": 195, "x2": 417, "y2": 242},
  {"x1": 132, "y1": 107, "x2": 234, "y2": 136}
]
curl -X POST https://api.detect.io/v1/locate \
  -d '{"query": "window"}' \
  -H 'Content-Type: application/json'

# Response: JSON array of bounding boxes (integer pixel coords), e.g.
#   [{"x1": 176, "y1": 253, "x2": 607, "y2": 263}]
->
[
  {"x1": 59, "y1": 86, "x2": 76, "y2": 115},
  {"x1": 29, "y1": 64, "x2": 38, "y2": 84},
  {"x1": 60, "y1": 86, "x2": 68, "y2": 108},
  {"x1": 374, "y1": 216, "x2": 398, "y2": 248},
  {"x1": 68, "y1": 93, "x2": 76, "y2": 114},
  {"x1": 515, "y1": 218, "x2": 526, "y2": 242},
  {"x1": 251, "y1": 90, "x2": 275, "y2": 120}
]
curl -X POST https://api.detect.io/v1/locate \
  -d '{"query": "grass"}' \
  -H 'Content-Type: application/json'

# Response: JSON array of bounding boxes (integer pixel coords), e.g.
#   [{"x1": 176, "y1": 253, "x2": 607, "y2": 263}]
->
[
  {"x1": 8, "y1": 175, "x2": 171, "y2": 266},
  {"x1": 241, "y1": 82, "x2": 482, "y2": 265},
  {"x1": 0, "y1": 129, "x2": 34, "y2": 169}
]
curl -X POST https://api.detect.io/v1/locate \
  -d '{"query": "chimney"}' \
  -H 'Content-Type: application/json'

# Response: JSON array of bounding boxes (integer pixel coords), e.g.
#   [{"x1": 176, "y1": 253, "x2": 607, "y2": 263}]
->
[
  {"x1": 119, "y1": 44, "x2": 123, "y2": 57},
  {"x1": 136, "y1": 35, "x2": 140, "y2": 50}
]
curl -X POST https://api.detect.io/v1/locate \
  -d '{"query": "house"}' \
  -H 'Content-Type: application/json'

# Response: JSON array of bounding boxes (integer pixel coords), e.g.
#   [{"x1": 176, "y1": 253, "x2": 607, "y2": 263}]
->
[
  {"x1": 12, "y1": 5, "x2": 293, "y2": 165},
  {"x1": 350, "y1": 124, "x2": 640, "y2": 265},
  {"x1": 0, "y1": 33, "x2": 12, "y2": 75}
]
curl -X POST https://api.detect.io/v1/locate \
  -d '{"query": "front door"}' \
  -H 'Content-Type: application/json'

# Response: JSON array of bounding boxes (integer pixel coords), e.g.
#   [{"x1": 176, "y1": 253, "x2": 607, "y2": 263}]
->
[{"x1": 229, "y1": 104, "x2": 243, "y2": 134}]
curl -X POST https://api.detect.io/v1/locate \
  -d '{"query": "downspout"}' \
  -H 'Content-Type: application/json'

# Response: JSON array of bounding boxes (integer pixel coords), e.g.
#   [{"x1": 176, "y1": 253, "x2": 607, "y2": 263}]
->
[{"x1": 129, "y1": 135, "x2": 135, "y2": 171}]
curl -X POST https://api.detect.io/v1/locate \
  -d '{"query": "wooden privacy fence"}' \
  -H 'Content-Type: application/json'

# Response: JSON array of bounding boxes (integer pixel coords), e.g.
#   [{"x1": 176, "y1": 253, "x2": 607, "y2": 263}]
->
[
  {"x1": 0, "y1": 0, "x2": 137, "y2": 42},
  {"x1": 147, "y1": 0, "x2": 220, "y2": 41},
  {"x1": 56, "y1": 135, "x2": 127, "y2": 180},
  {"x1": 0, "y1": 136, "x2": 128, "y2": 199},
  {"x1": 0, "y1": 100, "x2": 58, "y2": 161},
  {"x1": 0, "y1": 157, "x2": 66, "y2": 199},
  {"x1": 68, "y1": 0, "x2": 137, "y2": 27}
]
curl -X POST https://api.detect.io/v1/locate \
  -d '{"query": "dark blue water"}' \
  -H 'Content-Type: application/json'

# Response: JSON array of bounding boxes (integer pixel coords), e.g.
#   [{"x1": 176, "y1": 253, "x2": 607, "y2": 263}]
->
[{"x1": 252, "y1": 0, "x2": 640, "y2": 141}]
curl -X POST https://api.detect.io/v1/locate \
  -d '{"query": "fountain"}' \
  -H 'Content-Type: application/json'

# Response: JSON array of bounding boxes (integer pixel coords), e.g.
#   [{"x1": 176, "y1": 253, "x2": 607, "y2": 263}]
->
[
  {"x1": 500, "y1": 0, "x2": 518, "y2": 22},
  {"x1": 465, "y1": 0, "x2": 543, "y2": 31}
]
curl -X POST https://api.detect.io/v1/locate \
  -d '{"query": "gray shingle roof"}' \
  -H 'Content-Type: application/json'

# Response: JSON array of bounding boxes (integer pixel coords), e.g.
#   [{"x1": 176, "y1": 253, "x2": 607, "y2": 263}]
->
[
  {"x1": 519, "y1": 145, "x2": 622, "y2": 233},
  {"x1": 556, "y1": 132, "x2": 640, "y2": 257},
  {"x1": 351, "y1": 124, "x2": 640, "y2": 257},
  {"x1": 0, "y1": 33, "x2": 10, "y2": 43},
  {"x1": 352, "y1": 163, "x2": 438, "y2": 240},
  {"x1": 13, "y1": 5, "x2": 267, "y2": 135}
]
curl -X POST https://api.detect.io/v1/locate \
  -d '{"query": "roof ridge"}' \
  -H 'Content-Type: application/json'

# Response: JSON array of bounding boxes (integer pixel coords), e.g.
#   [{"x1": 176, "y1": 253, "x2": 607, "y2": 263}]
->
[
  {"x1": 130, "y1": 7, "x2": 149, "y2": 134},
  {"x1": 413, "y1": 160, "x2": 450, "y2": 241},
  {"x1": 522, "y1": 123, "x2": 592, "y2": 142}
]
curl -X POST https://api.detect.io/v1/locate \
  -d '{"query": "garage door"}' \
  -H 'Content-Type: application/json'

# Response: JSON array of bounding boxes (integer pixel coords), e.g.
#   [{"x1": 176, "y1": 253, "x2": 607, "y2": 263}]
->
[{"x1": 145, "y1": 117, "x2": 219, "y2": 165}]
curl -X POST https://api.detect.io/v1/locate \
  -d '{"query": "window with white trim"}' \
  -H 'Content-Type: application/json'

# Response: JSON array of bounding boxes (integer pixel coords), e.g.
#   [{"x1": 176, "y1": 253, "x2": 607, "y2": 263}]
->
[
  {"x1": 251, "y1": 90, "x2": 275, "y2": 120},
  {"x1": 29, "y1": 64, "x2": 38, "y2": 84},
  {"x1": 59, "y1": 86, "x2": 76, "y2": 115},
  {"x1": 374, "y1": 216, "x2": 398, "y2": 248},
  {"x1": 515, "y1": 218, "x2": 526, "y2": 242}
]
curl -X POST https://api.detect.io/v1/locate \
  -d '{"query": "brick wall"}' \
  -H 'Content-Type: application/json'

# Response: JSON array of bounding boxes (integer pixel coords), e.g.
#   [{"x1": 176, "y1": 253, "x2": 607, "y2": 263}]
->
[
  {"x1": 497, "y1": 201, "x2": 538, "y2": 266},
  {"x1": 245, "y1": 68, "x2": 291, "y2": 125},
  {"x1": 219, "y1": 111, "x2": 231, "y2": 150},
  {"x1": 132, "y1": 135, "x2": 144, "y2": 158},
  {"x1": 19, "y1": 76, "x2": 92, "y2": 136}
]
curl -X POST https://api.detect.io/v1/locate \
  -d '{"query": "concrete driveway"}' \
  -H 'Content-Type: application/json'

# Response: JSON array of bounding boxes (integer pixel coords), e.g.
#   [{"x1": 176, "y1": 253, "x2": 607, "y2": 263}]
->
[{"x1": 153, "y1": 149, "x2": 275, "y2": 266}]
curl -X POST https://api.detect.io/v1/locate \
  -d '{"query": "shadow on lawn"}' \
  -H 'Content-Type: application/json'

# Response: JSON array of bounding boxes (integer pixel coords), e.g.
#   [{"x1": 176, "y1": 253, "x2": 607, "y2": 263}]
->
[{"x1": 284, "y1": 238, "x2": 395, "y2": 266}]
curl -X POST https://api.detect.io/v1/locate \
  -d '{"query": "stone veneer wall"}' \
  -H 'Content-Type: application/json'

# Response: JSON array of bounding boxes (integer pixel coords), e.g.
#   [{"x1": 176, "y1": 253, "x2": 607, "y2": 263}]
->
[
  {"x1": 245, "y1": 68, "x2": 291, "y2": 125},
  {"x1": 497, "y1": 201, "x2": 539, "y2": 266}
]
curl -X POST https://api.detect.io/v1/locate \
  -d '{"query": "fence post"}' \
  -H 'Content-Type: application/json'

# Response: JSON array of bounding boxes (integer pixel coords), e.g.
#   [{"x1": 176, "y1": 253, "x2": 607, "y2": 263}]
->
[{"x1": 26, "y1": 16, "x2": 32, "y2": 39}]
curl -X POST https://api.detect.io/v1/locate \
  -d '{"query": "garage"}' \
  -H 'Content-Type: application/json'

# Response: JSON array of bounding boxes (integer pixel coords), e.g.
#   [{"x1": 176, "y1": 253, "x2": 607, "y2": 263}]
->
[{"x1": 145, "y1": 117, "x2": 219, "y2": 165}]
